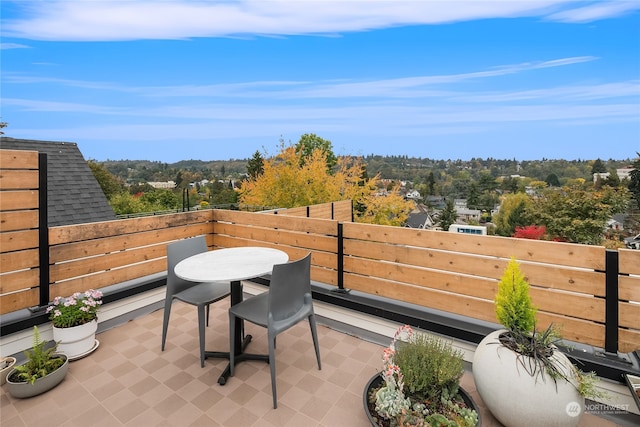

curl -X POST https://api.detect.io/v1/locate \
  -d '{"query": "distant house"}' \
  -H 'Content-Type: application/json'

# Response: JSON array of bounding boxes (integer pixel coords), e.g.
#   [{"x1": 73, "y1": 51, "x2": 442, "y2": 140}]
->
[
  {"x1": 425, "y1": 196, "x2": 445, "y2": 209},
  {"x1": 607, "y1": 214, "x2": 626, "y2": 231},
  {"x1": 593, "y1": 168, "x2": 634, "y2": 183},
  {"x1": 455, "y1": 207, "x2": 482, "y2": 223},
  {"x1": 148, "y1": 181, "x2": 176, "y2": 189},
  {"x1": 405, "y1": 189, "x2": 421, "y2": 200},
  {"x1": 406, "y1": 212, "x2": 436, "y2": 229},
  {"x1": 0, "y1": 137, "x2": 116, "y2": 226}
]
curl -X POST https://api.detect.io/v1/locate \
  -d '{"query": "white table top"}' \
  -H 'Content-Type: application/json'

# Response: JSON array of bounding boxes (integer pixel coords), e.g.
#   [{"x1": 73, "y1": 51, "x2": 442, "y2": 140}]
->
[{"x1": 174, "y1": 246, "x2": 289, "y2": 283}]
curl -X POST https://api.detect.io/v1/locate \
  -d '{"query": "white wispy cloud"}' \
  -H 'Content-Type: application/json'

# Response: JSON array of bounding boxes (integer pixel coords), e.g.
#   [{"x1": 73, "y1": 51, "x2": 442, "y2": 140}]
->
[
  {"x1": 2, "y1": 1, "x2": 639, "y2": 42},
  {"x1": 0, "y1": 42, "x2": 30, "y2": 49},
  {"x1": 2, "y1": 56, "x2": 601, "y2": 100}
]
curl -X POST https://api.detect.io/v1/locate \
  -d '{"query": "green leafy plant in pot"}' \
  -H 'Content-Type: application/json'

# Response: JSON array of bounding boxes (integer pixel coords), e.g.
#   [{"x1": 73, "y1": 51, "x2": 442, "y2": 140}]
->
[
  {"x1": 365, "y1": 325, "x2": 480, "y2": 426},
  {"x1": 472, "y1": 257, "x2": 604, "y2": 427},
  {"x1": 6, "y1": 326, "x2": 69, "y2": 398}
]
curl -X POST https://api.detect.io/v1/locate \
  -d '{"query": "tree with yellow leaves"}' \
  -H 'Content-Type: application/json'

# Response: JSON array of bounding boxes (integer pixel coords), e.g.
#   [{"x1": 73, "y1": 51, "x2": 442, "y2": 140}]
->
[{"x1": 238, "y1": 142, "x2": 413, "y2": 226}]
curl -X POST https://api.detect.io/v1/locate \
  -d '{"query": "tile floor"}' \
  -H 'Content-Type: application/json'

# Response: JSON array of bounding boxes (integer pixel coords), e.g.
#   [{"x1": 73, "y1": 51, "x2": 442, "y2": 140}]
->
[{"x1": 0, "y1": 299, "x2": 631, "y2": 426}]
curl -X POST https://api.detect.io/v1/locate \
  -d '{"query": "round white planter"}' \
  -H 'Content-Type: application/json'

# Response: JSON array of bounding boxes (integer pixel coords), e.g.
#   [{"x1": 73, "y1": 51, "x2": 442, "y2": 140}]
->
[
  {"x1": 472, "y1": 329, "x2": 585, "y2": 427},
  {"x1": 53, "y1": 319, "x2": 98, "y2": 359}
]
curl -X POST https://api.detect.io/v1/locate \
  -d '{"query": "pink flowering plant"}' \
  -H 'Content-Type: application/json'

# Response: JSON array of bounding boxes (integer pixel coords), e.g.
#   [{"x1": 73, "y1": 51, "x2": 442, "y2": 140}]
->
[
  {"x1": 46, "y1": 289, "x2": 103, "y2": 328},
  {"x1": 368, "y1": 325, "x2": 478, "y2": 426}
]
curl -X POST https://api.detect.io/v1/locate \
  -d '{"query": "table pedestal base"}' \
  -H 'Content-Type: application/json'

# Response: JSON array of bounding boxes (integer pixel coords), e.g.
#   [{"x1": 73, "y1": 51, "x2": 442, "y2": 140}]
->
[{"x1": 205, "y1": 334, "x2": 270, "y2": 385}]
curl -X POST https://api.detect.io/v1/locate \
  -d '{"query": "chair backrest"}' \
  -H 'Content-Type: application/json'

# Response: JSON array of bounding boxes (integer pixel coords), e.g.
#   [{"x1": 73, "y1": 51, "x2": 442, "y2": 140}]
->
[
  {"x1": 268, "y1": 253, "x2": 312, "y2": 322},
  {"x1": 166, "y1": 236, "x2": 208, "y2": 296}
]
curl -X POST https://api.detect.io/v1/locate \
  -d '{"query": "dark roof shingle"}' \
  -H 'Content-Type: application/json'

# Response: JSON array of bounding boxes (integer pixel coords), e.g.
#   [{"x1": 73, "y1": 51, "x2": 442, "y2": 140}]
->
[{"x1": 1, "y1": 137, "x2": 116, "y2": 226}]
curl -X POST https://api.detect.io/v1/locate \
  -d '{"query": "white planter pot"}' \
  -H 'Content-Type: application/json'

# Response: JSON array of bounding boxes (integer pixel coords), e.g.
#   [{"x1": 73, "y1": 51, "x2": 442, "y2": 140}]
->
[
  {"x1": 1, "y1": 356, "x2": 17, "y2": 385},
  {"x1": 53, "y1": 319, "x2": 98, "y2": 359},
  {"x1": 472, "y1": 329, "x2": 585, "y2": 427}
]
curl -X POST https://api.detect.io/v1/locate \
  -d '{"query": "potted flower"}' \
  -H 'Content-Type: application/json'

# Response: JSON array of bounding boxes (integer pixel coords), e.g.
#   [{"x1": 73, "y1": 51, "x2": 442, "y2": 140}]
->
[
  {"x1": 472, "y1": 257, "x2": 605, "y2": 427},
  {"x1": 364, "y1": 324, "x2": 480, "y2": 426},
  {"x1": 46, "y1": 289, "x2": 103, "y2": 359},
  {"x1": 6, "y1": 326, "x2": 69, "y2": 398}
]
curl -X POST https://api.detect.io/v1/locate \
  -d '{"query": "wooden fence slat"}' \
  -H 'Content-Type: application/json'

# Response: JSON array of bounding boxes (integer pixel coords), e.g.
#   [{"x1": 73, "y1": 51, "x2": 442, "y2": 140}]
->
[
  {"x1": 0, "y1": 289, "x2": 39, "y2": 315},
  {"x1": 345, "y1": 272, "x2": 498, "y2": 323},
  {"x1": 48, "y1": 258, "x2": 167, "y2": 299},
  {"x1": 0, "y1": 249, "x2": 39, "y2": 272},
  {"x1": 0, "y1": 229, "x2": 38, "y2": 253},
  {"x1": 619, "y1": 329, "x2": 640, "y2": 353},
  {"x1": 0, "y1": 210, "x2": 39, "y2": 232},
  {"x1": 0, "y1": 169, "x2": 39, "y2": 189},
  {"x1": 343, "y1": 222, "x2": 605, "y2": 270},
  {"x1": 214, "y1": 222, "x2": 337, "y2": 252},
  {"x1": 0, "y1": 269, "x2": 39, "y2": 294},
  {"x1": 50, "y1": 223, "x2": 211, "y2": 263},
  {"x1": 0, "y1": 190, "x2": 38, "y2": 211},
  {"x1": 0, "y1": 149, "x2": 39, "y2": 169},
  {"x1": 50, "y1": 243, "x2": 168, "y2": 282},
  {"x1": 48, "y1": 210, "x2": 213, "y2": 245},
  {"x1": 343, "y1": 239, "x2": 605, "y2": 296},
  {"x1": 214, "y1": 209, "x2": 338, "y2": 235},
  {"x1": 619, "y1": 301, "x2": 640, "y2": 329},
  {"x1": 619, "y1": 275, "x2": 640, "y2": 302},
  {"x1": 619, "y1": 249, "x2": 640, "y2": 275}
]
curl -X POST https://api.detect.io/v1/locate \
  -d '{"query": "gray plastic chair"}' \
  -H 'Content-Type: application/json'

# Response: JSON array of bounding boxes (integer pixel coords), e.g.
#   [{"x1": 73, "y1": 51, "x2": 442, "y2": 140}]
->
[
  {"x1": 228, "y1": 253, "x2": 321, "y2": 408},
  {"x1": 161, "y1": 236, "x2": 231, "y2": 367}
]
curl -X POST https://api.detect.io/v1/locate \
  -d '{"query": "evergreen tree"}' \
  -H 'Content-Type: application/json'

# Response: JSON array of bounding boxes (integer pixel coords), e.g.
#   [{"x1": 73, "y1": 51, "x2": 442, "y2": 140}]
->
[
  {"x1": 438, "y1": 199, "x2": 458, "y2": 231},
  {"x1": 247, "y1": 150, "x2": 265, "y2": 180},
  {"x1": 591, "y1": 158, "x2": 606, "y2": 175},
  {"x1": 629, "y1": 153, "x2": 640, "y2": 210}
]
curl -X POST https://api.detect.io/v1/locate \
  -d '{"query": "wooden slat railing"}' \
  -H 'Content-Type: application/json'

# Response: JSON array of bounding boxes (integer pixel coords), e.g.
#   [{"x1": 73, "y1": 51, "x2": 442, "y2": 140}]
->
[
  {"x1": 1, "y1": 148, "x2": 639, "y2": 353},
  {"x1": 0, "y1": 149, "x2": 41, "y2": 311}
]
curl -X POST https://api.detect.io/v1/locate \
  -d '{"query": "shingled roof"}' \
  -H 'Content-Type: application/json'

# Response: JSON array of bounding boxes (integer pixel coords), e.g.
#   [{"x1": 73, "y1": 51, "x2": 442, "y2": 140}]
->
[{"x1": 0, "y1": 137, "x2": 116, "y2": 226}]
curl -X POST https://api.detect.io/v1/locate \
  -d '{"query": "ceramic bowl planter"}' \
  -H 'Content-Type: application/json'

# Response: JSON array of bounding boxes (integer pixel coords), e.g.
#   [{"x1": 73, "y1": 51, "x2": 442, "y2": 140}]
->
[
  {"x1": 473, "y1": 329, "x2": 584, "y2": 427},
  {"x1": 1, "y1": 356, "x2": 17, "y2": 385},
  {"x1": 6, "y1": 354, "x2": 69, "y2": 399}
]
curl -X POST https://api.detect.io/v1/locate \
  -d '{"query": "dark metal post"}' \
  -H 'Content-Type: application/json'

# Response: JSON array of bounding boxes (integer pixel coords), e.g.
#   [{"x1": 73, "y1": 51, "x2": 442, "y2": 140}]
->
[
  {"x1": 330, "y1": 222, "x2": 350, "y2": 294},
  {"x1": 38, "y1": 153, "x2": 50, "y2": 307},
  {"x1": 604, "y1": 249, "x2": 619, "y2": 355}
]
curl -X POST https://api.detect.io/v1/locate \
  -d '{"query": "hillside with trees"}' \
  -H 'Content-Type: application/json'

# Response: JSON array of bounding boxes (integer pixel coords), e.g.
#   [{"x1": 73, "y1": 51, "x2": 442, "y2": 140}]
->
[{"x1": 93, "y1": 139, "x2": 638, "y2": 247}]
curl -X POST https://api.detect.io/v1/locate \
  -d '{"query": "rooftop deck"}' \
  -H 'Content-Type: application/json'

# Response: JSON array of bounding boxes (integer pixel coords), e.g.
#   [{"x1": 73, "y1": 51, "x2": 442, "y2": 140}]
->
[{"x1": 1, "y1": 295, "x2": 634, "y2": 427}]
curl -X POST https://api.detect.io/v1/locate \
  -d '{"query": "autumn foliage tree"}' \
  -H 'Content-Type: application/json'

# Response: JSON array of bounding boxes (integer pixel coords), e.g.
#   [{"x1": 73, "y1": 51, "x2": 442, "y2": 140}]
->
[
  {"x1": 527, "y1": 183, "x2": 630, "y2": 245},
  {"x1": 238, "y1": 143, "x2": 413, "y2": 226}
]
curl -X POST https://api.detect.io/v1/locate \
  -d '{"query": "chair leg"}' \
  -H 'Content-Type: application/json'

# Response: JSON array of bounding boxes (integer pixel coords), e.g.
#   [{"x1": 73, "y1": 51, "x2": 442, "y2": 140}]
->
[
  {"x1": 309, "y1": 314, "x2": 321, "y2": 370},
  {"x1": 197, "y1": 305, "x2": 206, "y2": 368},
  {"x1": 229, "y1": 312, "x2": 236, "y2": 377},
  {"x1": 269, "y1": 333, "x2": 278, "y2": 409},
  {"x1": 161, "y1": 298, "x2": 172, "y2": 351}
]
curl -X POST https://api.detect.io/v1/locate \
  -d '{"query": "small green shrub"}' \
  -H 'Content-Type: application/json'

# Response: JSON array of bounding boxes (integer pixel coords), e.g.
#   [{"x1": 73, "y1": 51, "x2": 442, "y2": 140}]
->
[
  {"x1": 394, "y1": 332, "x2": 464, "y2": 402},
  {"x1": 11, "y1": 326, "x2": 65, "y2": 384},
  {"x1": 495, "y1": 257, "x2": 536, "y2": 334}
]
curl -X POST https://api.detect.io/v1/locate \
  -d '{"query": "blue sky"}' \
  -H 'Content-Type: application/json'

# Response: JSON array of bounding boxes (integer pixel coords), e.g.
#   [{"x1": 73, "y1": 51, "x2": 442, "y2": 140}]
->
[{"x1": 1, "y1": 1, "x2": 639, "y2": 163}]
